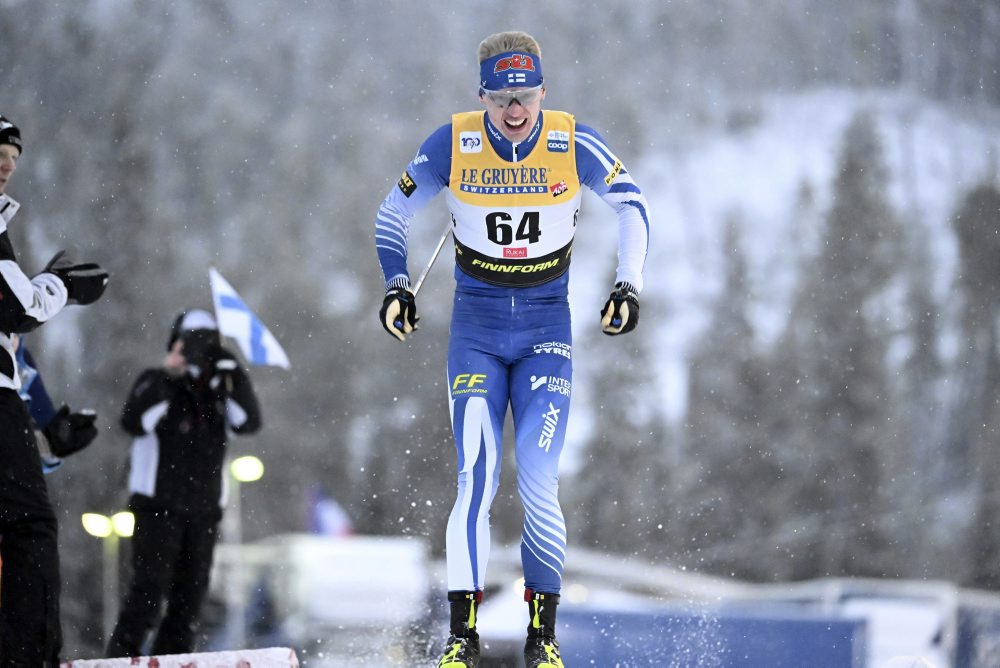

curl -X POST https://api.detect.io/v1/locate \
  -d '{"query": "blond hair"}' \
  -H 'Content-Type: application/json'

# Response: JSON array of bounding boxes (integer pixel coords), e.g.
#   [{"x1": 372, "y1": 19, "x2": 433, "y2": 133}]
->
[{"x1": 477, "y1": 31, "x2": 541, "y2": 63}]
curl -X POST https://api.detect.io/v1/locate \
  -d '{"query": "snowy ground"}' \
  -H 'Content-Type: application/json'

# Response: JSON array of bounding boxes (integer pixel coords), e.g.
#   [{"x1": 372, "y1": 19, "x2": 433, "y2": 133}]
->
[{"x1": 204, "y1": 537, "x2": 996, "y2": 667}]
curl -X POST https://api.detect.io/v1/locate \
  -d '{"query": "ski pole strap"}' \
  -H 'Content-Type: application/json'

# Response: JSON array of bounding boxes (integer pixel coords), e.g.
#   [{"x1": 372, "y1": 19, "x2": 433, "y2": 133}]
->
[
  {"x1": 524, "y1": 588, "x2": 559, "y2": 602},
  {"x1": 447, "y1": 590, "x2": 483, "y2": 633},
  {"x1": 448, "y1": 590, "x2": 483, "y2": 604}
]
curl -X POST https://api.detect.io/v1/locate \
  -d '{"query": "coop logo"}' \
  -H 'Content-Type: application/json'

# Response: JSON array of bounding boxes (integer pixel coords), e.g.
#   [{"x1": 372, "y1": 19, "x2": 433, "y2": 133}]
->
[
  {"x1": 550, "y1": 180, "x2": 568, "y2": 197},
  {"x1": 460, "y1": 132, "x2": 483, "y2": 153},
  {"x1": 412, "y1": 153, "x2": 428, "y2": 166},
  {"x1": 530, "y1": 375, "x2": 571, "y2": 396},
  {"x1": 537, "y1": 402, "x2": 561, "y2": 452},
  {"x1": 452, "y1": 372, "x2": 488, "y2": 395},
  {"x1": 547, "y1": 130, "x2": 569, "y2": 153}
]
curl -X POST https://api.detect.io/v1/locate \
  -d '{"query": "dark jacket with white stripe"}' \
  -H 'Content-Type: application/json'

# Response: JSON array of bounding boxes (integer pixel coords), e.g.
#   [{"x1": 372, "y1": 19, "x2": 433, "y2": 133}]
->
[
  {"x1": 0, "y1": 194, "x2": 69, "y2": 390},
  {"x1": 121, "y1": 348, "x2": 261, "y2": 519}
]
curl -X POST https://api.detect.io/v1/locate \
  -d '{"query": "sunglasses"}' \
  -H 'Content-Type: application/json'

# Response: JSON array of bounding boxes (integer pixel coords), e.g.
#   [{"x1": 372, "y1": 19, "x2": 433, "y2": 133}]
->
[{"x1": 480, "y1": 84, "x2": 544, "y2": 109}]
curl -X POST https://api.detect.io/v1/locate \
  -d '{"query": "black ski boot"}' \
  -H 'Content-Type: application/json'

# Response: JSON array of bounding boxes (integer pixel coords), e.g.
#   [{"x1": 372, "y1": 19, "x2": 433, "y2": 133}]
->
[
  {"x1": 524, "y1": 589, "x2": 564, "y2": 668},
  {"x1": 436, "y1": 590, "x2": 482, "y2": 668}
]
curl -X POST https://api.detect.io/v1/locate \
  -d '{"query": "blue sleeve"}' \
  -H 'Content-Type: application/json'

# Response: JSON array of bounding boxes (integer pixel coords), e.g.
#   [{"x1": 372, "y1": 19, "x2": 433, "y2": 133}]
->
[
  {"x1": 574, "y1": 123, "x2": 635, "y2": 195},
  {"x1": 375, "y1": 124, "x2": 452, "y2": 287},
  {"x1": 21, "y1": 347, "x2": 59, "y2": 428}
]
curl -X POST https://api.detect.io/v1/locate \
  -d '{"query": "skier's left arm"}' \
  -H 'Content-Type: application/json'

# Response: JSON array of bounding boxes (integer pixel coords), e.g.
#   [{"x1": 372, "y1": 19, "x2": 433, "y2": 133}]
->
[{"x1": 575, "y1": 123, "x2": 649, "y2": 335}]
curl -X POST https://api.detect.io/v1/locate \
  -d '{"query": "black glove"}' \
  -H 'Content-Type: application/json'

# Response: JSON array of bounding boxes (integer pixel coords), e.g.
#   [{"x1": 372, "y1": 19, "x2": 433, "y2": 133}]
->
[
  {"x1": 42, "y1": 250, "x2": 110, "y2": 305},
  {"x1": 379, "y1": 287, "x2": 419, "y2": 342},
  {"x1": 600, "y1": 281, "x2": 640, "y2": 335},
  {"x1": 210, "y1": 356, "x2": 238, "y2": 394},
  {"x1": 43, "y1": 405, "x2": 98, "y2": 458}
]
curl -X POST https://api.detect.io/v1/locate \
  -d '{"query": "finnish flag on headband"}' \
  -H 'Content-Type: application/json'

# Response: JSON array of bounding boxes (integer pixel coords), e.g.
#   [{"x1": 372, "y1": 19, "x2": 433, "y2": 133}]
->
[{"x1": 209, "y1": 268, "x2": 290, "y2": 369}]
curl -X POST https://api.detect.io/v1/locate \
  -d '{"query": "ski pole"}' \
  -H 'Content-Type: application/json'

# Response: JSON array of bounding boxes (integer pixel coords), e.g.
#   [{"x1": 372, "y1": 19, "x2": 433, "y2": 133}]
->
[
  {"x1": 393, "y1": 223, "x2": 452, "y2": 330},
  {"x1": 411, "y1": 223, "x2": 453, "y2": 298}
]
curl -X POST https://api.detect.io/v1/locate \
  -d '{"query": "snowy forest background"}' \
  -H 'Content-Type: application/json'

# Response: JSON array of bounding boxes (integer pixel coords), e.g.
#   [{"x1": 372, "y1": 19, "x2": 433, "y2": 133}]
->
[{"x1": 3, "y1": 0, "x2": 1000, "y2": 658}]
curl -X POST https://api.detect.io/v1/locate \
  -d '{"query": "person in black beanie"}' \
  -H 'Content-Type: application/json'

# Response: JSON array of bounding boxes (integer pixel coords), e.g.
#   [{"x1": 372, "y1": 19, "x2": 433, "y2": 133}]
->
[
  {"x1": 107, "y1": 309, "x2": 261, "y2": 657},
  {"x1": 0, "y1": 114, "x2": 110, "y2": 667}
]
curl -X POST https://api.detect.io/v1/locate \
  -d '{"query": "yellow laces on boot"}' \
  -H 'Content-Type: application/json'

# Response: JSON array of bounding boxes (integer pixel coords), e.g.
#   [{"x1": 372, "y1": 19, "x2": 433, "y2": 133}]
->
[
  {"x1": 437, "y1": 637, "x2": 477, "y2": 668},
  {"x1": 535, "y1": 640, "x2": 564, "y2": 668}
]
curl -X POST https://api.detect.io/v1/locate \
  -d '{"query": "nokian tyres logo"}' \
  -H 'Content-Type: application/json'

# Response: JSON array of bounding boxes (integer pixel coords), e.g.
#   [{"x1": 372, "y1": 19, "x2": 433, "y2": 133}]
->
[{"x1": 533, "y1": 341, "x2": 572, "y2": 359}]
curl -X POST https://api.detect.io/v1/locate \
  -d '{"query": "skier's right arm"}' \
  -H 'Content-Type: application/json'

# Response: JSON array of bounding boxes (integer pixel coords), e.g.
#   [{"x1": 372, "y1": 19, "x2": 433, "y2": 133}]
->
[
  {"x1": 375, "y1": 124, "x2": 451, "y2": 288},
  {"x1": 120, "y1": 369, "x2": 174, "y2": 436},
  {"x1": 375, "y1": 124, "x2": 451, "y2": 341}
]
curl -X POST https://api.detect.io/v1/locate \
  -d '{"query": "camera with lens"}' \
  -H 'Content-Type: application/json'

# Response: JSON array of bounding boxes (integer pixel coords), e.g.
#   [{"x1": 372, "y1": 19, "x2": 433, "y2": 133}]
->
[{"x1": 180, "y1": 328, "x2": 222, "y2": 370}]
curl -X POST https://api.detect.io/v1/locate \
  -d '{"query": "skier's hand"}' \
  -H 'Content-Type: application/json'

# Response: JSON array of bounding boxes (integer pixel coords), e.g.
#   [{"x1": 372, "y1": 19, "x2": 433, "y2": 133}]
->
[
  {"x1": 600, "y1": 281, "x2": 639, "y2": 335},
  {"x1": 380, "y1": 286, "x2": 419, "y2": 342},
  {"x1": 43, "y1": 405, "x2": 99, "y2": 458},
  {"x1": 41, "y1": 250, "x2": 109, "y2": 305}
]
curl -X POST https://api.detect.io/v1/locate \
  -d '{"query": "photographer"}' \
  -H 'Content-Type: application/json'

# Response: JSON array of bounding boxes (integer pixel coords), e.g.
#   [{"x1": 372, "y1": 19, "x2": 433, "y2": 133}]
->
[{"x1": 107, "y1": 309, "x2": 261, "y2": 657}]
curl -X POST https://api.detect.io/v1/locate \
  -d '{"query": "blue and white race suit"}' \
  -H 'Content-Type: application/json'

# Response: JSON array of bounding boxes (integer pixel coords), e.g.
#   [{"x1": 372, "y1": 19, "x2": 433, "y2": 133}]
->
[{"x1": 375, "y1": 109, "x2": 649, "y2": 595}]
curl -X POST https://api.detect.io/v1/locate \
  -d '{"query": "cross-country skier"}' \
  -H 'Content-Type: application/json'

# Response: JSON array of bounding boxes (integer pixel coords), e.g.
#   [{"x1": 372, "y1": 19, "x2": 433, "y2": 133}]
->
[{"x1": 375, "y1": 31, "x2": 650, "y2": 668}]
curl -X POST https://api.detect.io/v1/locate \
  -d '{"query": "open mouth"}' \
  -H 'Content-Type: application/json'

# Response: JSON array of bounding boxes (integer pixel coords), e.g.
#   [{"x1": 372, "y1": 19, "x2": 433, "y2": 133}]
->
[{"x1": 504, "y1": 117, "x2": 528, "y2": 131}]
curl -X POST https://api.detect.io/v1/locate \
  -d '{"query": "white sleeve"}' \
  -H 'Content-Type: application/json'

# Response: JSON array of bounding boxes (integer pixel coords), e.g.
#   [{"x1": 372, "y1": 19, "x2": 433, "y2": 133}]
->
[
  {"x1": 607, "y1": 193, "x2": 649, "y2": 292},
  {"x1": 0, "y1": 262, "x2": 68, "y2": 325}
]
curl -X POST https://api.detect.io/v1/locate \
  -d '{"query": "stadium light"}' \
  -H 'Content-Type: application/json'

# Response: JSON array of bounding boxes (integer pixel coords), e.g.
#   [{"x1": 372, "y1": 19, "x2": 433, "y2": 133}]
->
[
  {"x1": 82, "y1": 512, "x2": 113, "y2": 538},
  {"x1": 81, "y1": 510, "x2": 134, "y2": 641},
  {"x1": 230, "y1": 455, "x2": 264, "y2": 482},
  {"x1": 111, "y1": 511, "x2": 135, "y2": 538},
  {"x1": 82, "y1": 511, "x2": 135, "y2": 538}
]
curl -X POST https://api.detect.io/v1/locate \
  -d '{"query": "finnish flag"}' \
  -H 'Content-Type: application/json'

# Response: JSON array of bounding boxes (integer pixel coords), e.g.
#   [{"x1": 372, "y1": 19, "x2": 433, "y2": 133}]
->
[{"x1": 209, "y1": 268, "x2": 290, "y2": 369}]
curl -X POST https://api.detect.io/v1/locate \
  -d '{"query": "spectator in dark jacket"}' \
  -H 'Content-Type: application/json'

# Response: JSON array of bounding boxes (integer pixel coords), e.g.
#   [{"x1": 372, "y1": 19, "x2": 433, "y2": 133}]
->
[
  {"x1": 0, "y1": 115, "x2": 108, "y2": 667},
  {"x1": 106, "y1": 309, "x2": 261, "y2": 657}
]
